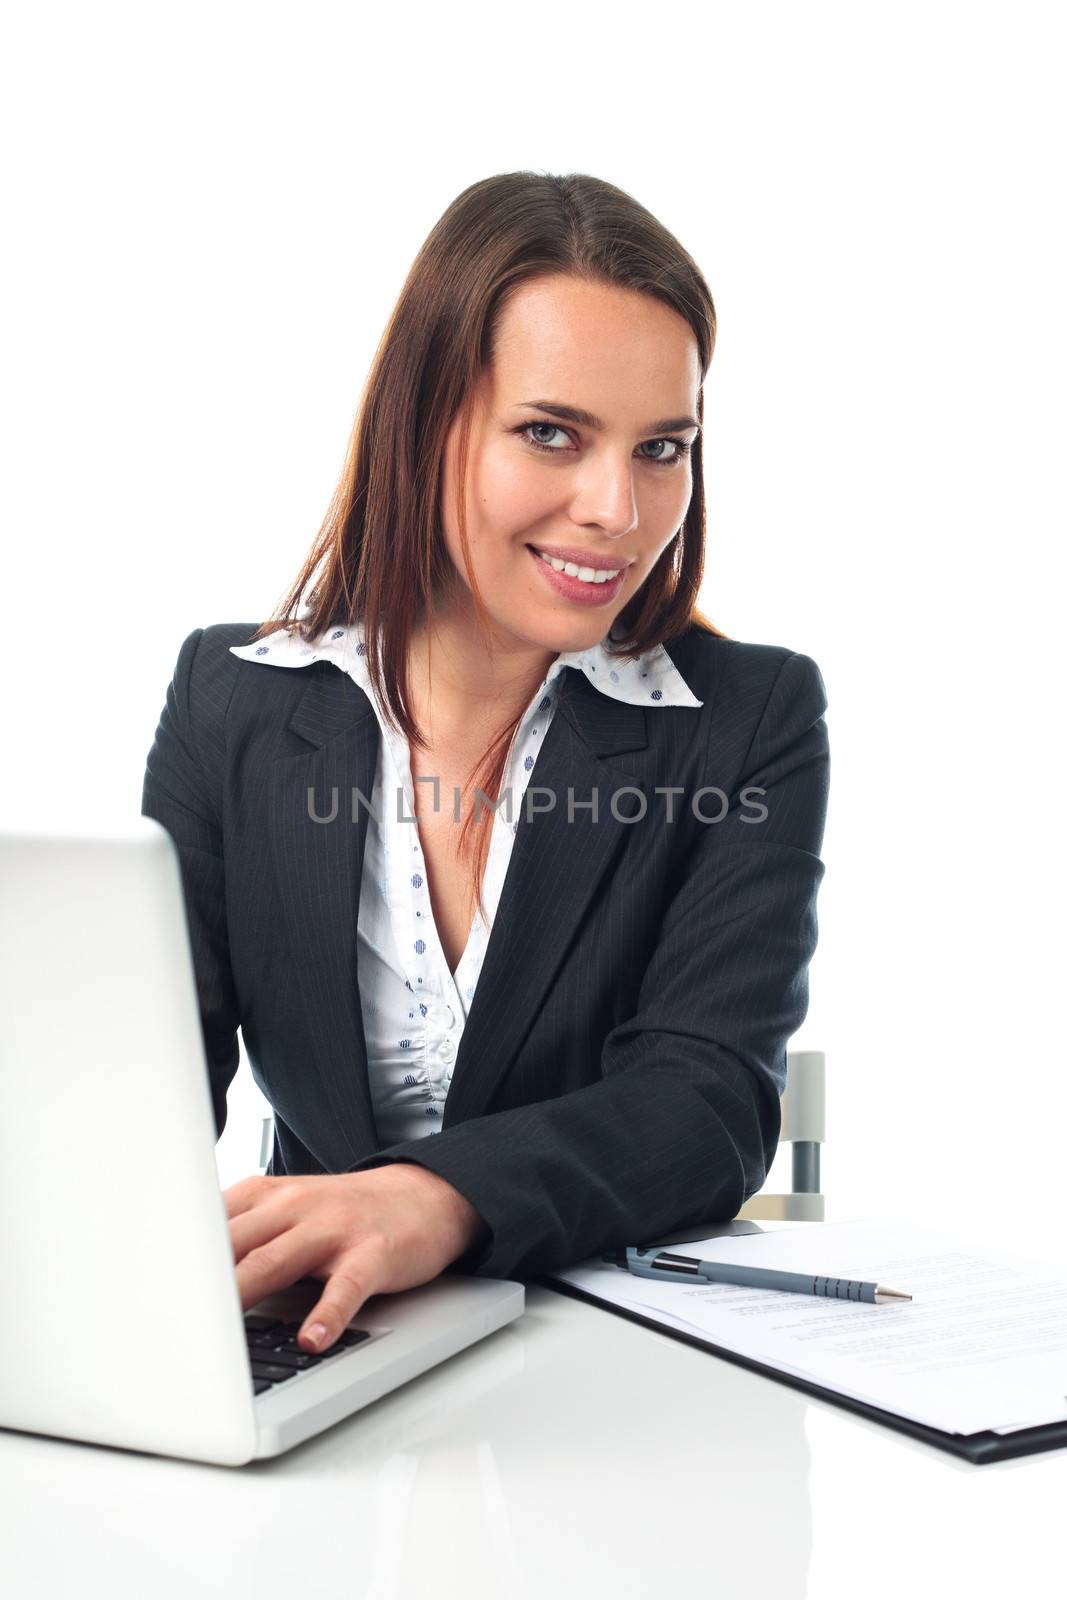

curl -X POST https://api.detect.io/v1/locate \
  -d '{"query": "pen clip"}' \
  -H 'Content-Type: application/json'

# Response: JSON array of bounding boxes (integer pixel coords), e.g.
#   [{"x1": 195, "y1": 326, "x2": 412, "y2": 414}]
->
[{"x1": 601, "y1": 1247, "x2": 662, "y2": 1269}]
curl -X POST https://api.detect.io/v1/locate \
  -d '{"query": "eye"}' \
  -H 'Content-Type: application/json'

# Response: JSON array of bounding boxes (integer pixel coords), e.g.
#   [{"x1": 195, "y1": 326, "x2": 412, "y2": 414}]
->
[
  {"x1": 637, "y1": 437, "x2": 692, "y2": 466},
  {"x1": 520, "y1": 422, "x2": 571, "y2": 451},
  {"x1": 514, "y1": 422, "x2": 693, "y2": 468}
]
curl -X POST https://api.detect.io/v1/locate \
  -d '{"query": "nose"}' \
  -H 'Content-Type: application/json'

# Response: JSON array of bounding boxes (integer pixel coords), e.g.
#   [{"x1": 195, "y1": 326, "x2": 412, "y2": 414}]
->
[{"x1": 571, "y1": 455, "x2": 640, "y2": 541}]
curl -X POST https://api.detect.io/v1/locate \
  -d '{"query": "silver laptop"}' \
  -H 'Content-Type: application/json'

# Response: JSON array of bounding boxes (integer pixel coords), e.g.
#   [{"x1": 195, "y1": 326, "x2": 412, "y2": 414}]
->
[{"x1": 0, "y1": 818, "x2": 524, "y2": 1467}]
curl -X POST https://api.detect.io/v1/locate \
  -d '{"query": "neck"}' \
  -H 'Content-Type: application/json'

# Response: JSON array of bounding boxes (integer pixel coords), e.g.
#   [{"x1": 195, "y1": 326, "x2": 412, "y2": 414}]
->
[{"x1": 406, "y1": 600, "x2": 559, "y2": 749}]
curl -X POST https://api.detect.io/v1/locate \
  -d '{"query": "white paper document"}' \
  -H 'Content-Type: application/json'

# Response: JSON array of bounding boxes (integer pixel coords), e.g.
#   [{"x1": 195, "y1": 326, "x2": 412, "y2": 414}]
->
[{"x1": 547, "y1": 1218, "x2": 1067, "y2": 1437}]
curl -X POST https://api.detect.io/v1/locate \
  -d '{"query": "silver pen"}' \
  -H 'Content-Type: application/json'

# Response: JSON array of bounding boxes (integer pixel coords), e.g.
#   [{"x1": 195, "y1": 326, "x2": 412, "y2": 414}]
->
[{"x1": 603, "y1": 1246, "x2": 913, "y2": 1305}]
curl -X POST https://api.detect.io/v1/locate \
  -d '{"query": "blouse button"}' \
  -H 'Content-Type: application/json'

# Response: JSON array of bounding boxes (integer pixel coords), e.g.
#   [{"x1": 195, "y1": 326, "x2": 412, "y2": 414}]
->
[{"x1": 438, "y1": 1039, "x2": 455, "y2": 1062}]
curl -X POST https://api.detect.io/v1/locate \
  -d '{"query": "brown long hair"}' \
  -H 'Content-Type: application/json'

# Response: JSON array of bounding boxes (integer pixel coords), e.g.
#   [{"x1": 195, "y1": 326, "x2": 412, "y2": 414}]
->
[{"x1": 249, "y1": 169, "x2": 728, "y2": 932}]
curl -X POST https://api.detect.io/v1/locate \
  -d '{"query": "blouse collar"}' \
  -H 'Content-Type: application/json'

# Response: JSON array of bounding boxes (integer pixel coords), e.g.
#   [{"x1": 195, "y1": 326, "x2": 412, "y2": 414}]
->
[{"x1": 229, "y1": 617, "x2": 703, "y2": 708}]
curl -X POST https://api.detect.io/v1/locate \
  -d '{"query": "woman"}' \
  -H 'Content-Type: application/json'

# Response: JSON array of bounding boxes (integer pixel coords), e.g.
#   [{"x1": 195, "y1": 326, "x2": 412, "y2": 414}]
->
[{"x1": 142, "y1": 170, "x2": 829, "y2": 1358}]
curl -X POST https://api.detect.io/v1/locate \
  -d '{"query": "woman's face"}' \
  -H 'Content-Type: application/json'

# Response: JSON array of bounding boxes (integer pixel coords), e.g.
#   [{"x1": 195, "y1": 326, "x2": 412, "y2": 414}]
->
[{"x1": 436, "y1": 272, "x2": 702, "y2": 658}]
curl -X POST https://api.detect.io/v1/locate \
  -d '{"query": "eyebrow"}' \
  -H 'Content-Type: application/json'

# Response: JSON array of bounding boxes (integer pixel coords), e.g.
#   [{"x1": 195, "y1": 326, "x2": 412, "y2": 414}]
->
[{"x1": 516, "y1": 400, "x2": 701, "y2": 436}]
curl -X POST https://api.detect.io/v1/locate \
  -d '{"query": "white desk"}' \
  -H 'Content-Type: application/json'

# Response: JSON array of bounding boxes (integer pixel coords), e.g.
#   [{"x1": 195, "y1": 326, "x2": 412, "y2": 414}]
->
[{"x1": 3, "y1": 1214, "x2": 1065, "y2": 1600}]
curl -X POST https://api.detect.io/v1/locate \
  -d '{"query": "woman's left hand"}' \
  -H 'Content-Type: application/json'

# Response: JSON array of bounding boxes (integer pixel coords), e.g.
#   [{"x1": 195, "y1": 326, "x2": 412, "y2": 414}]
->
[{"x1": 223, "y1": 1163, "x2": 490, "y2": 1353}]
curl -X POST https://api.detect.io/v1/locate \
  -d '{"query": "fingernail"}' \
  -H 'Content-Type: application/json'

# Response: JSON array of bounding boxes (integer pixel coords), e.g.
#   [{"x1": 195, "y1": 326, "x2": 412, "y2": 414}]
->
[{"x1": 303, "y1": 1322, "x2": 327, "y2": 1348}]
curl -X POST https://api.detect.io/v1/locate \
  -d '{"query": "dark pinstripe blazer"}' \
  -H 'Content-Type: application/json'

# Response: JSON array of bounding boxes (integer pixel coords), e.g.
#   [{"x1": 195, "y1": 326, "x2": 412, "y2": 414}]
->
[{"x1": 141, "y1": 620, "x2": 829, "y2": 1281}]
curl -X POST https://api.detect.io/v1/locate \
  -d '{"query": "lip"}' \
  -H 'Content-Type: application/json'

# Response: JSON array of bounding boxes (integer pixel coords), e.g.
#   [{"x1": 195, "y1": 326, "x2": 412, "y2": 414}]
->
[
  {"x1": 527, "y1": 544, "x2": 627, "y2": 606},
  {"x1": 527, "y1": 543, "x2": 634, "y2": 569}
]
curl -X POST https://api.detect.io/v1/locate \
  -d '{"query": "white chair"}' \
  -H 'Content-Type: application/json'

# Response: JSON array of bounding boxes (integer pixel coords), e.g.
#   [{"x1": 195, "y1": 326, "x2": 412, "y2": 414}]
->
[{"x1": 736, "y1": 1049, "x2": 826, "y2": 1222}]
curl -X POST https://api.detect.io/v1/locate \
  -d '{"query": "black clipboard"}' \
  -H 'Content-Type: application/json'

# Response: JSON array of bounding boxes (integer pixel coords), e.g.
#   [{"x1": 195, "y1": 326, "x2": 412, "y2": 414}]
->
[{"x1": 533, "y1": 1218, "x2": 1067, "y2": 1465}]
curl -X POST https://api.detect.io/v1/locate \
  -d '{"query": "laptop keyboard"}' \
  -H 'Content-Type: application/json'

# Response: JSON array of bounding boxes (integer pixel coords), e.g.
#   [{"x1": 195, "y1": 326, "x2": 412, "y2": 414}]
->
[{"x1": 244, "y1": 1312, "x2": 371, "y2": 1395}]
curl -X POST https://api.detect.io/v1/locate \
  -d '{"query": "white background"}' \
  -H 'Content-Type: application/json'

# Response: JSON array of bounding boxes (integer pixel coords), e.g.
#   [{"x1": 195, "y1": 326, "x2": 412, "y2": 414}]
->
[{"x1": 2, "y1": 4, "x2": 1064, "y2": 1250}]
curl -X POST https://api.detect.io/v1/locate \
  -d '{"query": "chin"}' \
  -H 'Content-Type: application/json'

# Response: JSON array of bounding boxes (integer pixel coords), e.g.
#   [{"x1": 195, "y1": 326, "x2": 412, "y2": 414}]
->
[{"x1": 534, "y1": 616, "x2": 613, "y2": 650}]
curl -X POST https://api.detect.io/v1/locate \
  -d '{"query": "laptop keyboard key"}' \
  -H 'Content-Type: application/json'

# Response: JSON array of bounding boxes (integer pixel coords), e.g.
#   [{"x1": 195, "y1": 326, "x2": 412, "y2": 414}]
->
[
  {"x1": 243, "y1": 1314, "x2": 284, "y2": 1332},
  {"x1": 249, "y1": 1360, "x2": 301, "y2": 1383},
  {"x1": 248, "y1": 1330, "x2": 294, "y2": 1350},
  {"x1": 251, "y1": 1347, "x2": 322, "y2": 1370}
]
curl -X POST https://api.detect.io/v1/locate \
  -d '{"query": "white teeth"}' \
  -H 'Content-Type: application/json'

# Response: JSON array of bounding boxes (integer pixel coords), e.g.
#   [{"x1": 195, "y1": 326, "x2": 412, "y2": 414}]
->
[{"x1": 533, "y1": 548, "x2": 621, "y2": 584}]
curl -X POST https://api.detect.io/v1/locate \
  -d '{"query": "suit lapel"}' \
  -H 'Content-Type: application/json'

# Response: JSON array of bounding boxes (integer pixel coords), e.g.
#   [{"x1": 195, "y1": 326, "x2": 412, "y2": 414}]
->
[
  {"x1": 269, "y1": 661, "x2": 649, "y2": 1164},
  {"x1": 270, "y1": 669, "x2": 382, "y2": 1168},
  {"x1": 443, "y1": 672, "x2": 648, "y2": 1125}
]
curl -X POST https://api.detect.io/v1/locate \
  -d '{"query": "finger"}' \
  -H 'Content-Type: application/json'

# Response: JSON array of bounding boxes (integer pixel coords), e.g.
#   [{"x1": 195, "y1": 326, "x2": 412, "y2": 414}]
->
[
  {"x1": 235, "y1": 1224, "x2": 324, "y2": 1315},
  {"x1": 298, "y1": 1252, "x2": 382, "y2": 1353},
  {"x1": 222, "y1": 1173, "x2": 271, "y2": 1220},
  {"x1": 228, "y1": 1189, "x2": 301, "y2": 1265}
]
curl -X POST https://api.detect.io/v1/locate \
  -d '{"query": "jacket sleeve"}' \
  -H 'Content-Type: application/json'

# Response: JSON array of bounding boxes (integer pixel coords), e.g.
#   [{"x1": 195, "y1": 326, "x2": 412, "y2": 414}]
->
[
  {"x1": 344, "y1": 649, "x2": 831, "y2": 1281},
  {"x1": 141, "y1": 627, "x2": 242, "y2": 1142}
]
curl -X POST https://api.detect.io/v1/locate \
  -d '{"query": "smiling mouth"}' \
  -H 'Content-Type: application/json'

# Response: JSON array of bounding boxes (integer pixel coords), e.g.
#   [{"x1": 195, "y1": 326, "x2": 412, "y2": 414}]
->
[{"x1": 527, "y1": 546, "x2": 626, "y2": 582}]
